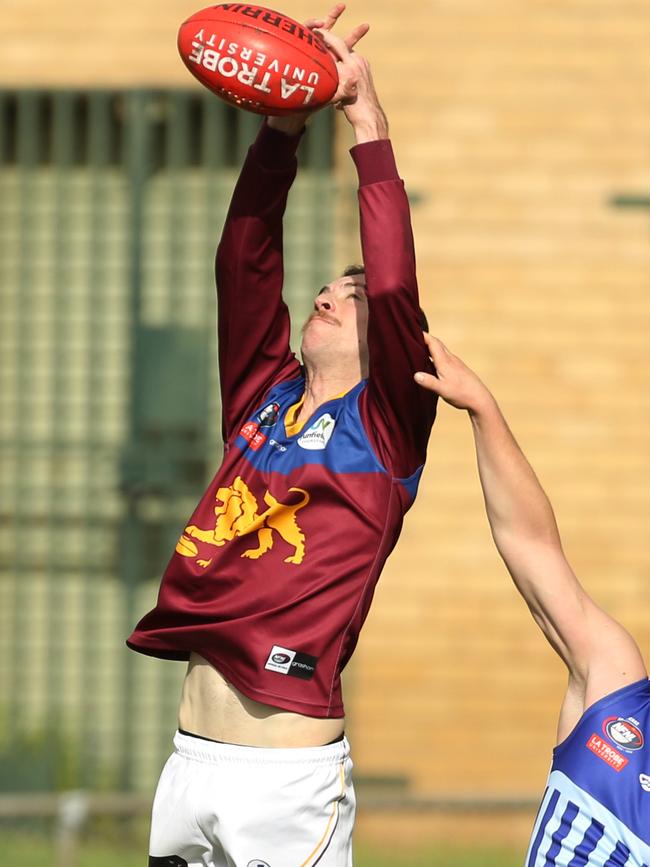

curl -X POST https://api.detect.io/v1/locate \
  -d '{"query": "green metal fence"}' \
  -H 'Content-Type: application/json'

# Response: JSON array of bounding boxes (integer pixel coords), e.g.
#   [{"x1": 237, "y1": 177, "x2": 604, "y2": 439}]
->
[{"x1": 0, "y1": 89, "x2": 336, "y2": 792}]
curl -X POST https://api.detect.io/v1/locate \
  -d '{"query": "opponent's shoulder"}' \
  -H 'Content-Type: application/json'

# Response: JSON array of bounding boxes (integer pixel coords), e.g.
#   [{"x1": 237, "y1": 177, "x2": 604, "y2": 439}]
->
[{"x1": 556, "y1": 676, "x2": 650, "y2": 753}]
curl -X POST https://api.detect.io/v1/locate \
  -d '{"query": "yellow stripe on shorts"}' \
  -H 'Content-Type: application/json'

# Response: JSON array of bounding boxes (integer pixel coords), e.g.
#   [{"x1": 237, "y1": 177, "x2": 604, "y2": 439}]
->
[{"x1": 299, "y1": 763, "x2": 346, "y2": 867}]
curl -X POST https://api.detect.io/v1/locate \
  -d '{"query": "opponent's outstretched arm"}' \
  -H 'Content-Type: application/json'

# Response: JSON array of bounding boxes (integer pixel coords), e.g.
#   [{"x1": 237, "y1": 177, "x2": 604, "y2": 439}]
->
[{"x1": 415, "y1": 335, "x2": 646, "y2": 741}]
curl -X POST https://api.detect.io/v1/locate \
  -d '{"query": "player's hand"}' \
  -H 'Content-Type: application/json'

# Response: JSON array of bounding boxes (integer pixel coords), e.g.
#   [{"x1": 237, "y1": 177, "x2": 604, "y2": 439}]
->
[
  {"x1": 305, "y1": 3, "x2": 369, "y2": 51},
  {"x1": 308, "y1": 5, "x2": 369, "y2": 108},
  {"x1": 414, "y1": 334, "x2": 495, "y2": 415},
  {"x1": 267, "y1": 4, "x2": 368, "y2": 135},
  {"x1": 315, "y1": 28, "x2": 388, "y2": 142}
]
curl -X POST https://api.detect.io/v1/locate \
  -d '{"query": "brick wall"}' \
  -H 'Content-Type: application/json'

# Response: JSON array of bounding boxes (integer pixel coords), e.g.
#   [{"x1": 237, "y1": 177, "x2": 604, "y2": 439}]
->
[{"x1": 5, "y1": 0, "x2": 650, "y2": 842}]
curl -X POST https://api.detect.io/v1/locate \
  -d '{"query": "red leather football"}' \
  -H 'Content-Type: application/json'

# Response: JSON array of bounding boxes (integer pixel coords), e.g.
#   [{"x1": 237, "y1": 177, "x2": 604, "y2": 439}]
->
[{"x1": 178, "y1": 4, "x2": 339, "y2": 115}]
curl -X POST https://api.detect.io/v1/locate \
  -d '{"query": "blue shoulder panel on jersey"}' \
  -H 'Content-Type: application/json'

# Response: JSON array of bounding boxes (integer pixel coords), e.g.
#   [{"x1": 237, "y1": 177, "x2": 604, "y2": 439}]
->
[{"x1": 233, "y1": 377, "x2": 389, "y2": 477}]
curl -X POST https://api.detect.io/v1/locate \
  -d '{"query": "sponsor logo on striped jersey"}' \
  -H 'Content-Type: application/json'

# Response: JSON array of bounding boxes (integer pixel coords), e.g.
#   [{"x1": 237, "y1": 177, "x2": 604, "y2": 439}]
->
[
  {"x1": 586, "y1": 733, "x2": 629, "y2": 771},
  {"x1": 298, "y1": 414, "x2": 335, "y2": 450}
]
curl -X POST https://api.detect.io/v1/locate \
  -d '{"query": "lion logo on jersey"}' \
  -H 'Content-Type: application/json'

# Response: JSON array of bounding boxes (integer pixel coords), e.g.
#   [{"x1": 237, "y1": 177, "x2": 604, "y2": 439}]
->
[{"x1": 175, "y1": 476, "x2": 310, "y2": 566}]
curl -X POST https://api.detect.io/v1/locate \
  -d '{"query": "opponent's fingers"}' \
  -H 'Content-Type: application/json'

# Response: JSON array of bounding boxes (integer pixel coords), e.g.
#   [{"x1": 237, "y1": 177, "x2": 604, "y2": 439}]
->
[
  {"x1": 344, "y1": 21, "x2": 370, "y2": 50},
  {"x1": 423, "y1": 333, "x2": 448, "y2": 352},
  {"x1": 423, "y1": 333, "x2": 452, "y2": 364},
  {"x1": 414, "y1": 371, "x2": 442, "y2": 393}
]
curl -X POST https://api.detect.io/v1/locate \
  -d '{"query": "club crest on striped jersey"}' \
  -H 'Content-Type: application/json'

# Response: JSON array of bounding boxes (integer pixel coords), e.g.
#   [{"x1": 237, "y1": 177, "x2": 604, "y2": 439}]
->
[
  {"x1": 603, "y1": 716, "x2": 645, "y2": 752},
  {"x1": 298, "y1": 413, "x2": 335, "y2": 450}
]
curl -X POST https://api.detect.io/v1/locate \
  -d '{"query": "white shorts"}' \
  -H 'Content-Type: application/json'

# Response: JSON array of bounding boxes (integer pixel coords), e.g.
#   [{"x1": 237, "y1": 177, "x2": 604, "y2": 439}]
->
[{"x1": 148, "y1": 730, "x2": 356, "y2": 867}]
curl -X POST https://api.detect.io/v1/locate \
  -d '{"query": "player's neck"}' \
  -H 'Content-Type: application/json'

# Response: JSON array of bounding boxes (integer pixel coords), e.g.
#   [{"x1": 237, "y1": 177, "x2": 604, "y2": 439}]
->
[{"x1": 300, "y1": 364, "x2": 363, "y2": 421}]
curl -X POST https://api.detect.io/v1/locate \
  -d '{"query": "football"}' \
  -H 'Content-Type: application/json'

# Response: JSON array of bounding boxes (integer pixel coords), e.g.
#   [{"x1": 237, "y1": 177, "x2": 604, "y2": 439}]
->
[{"x1": 177, "y1": 4, "x2": 339, "y2": 115}]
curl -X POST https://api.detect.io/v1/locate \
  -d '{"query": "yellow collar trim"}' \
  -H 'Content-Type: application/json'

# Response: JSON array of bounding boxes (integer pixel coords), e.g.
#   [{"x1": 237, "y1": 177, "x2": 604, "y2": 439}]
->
[{"x1": 283, "y1": 389, "x2": 349, "y2": 438}]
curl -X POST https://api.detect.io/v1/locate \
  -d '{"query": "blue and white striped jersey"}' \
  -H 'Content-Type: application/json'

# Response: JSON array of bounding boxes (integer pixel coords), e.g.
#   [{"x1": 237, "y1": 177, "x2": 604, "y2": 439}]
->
[{"x1": 526, "y1": 679, "x2": 650, "y2": 866}]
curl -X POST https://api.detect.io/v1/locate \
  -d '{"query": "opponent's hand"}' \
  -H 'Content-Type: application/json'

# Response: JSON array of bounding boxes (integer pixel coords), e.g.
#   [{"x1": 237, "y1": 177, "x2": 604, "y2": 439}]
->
[
  {"x1": 315, "y1": 28, "x2": 388, "y2": 143},
  {"x1": 414, "y1": 334, "x2": 495, "y2": 415}
]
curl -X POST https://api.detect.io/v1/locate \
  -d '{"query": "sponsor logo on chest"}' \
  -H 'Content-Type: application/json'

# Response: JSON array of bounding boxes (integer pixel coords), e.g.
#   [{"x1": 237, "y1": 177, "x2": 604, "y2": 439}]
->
[
  {"x1": 238, "y1": 403, "x2": 280, "y2": 452},
  {"x1": 586, "y1": 733, "x2": 629, "y2": 772},
  {"x1": 239, "y1": 421, "x2": 267, "y2": 451},
  {"x1": 297, "y1": 413, "x2": 335, "y2": 450},
  {"x1": 257, "y1": 402, "x2": 280, "y2": 428}
]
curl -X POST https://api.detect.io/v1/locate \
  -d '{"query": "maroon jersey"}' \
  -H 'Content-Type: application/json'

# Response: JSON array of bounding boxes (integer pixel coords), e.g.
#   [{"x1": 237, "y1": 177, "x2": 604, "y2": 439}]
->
[{"x1": 127, "y1": 122, "x2": 436, "y2": 718}]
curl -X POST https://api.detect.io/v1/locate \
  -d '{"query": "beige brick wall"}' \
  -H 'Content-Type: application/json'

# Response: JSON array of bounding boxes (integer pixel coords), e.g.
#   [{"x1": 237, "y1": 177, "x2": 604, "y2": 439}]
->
[{"x1": 5, "y1": 0, "x2": 650, "y2": 835}]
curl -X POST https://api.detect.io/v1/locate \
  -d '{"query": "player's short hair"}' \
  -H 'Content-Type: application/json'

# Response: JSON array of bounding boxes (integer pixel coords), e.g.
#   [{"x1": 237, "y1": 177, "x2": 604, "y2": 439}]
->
[
  {"x1": 341, "y1": 264, "x2": 429, "y2": 332},
  {"x1": 342, "y1": 264, "x2": 366, "y2": 278}
]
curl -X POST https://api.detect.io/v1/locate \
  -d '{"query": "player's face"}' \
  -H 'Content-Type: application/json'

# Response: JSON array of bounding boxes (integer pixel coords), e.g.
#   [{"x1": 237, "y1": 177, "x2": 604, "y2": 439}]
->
[{"x1": 300, "y1": 274, "x2": 369, "y2": 368}]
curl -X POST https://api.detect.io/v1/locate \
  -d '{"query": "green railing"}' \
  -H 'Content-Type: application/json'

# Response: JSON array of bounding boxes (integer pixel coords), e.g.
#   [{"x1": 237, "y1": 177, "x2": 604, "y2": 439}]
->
[{"x1": 0, "y1": 89, "x2": 336, "y2": 792}]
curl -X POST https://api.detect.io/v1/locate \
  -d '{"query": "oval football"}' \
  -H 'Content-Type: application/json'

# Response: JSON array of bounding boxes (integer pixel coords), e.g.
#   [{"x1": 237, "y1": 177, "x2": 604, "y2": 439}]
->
[{"x1": 178, "y1": 4, "x2": 338, "y2": 115}]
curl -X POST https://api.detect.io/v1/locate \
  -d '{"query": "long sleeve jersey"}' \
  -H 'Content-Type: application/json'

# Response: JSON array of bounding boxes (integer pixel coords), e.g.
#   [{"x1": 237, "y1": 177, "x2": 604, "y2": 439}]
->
[
  {"x1": 526, "y1": 679, "x2": 650, "y2": 866},
  {"x1": 127, "y1": 121, "x2": 437, "y2": 718}
]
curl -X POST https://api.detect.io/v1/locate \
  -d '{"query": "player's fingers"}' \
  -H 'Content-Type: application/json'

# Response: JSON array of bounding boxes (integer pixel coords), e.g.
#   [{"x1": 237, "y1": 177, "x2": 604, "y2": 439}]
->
[
  {"x1": 332, "y1": 77, "x2": 358, "y2": 105},
  {"x1": 344, "y1": 22, "x2": 370, "y2": 50},
  {"x1": 334, "y1": 95, "x2": 358, "y2": 110},
  {"x1": 304, "y1": 17, "x2": 326, "y2": 30},
  {"x1": 315, "y1": 26, "x2": 352, "y2": 61},
  {"x1": 306, "y1": 4, "x2": 344, "y2": 32},
  {"x1": 414, "y1": 371, "x2": 441, "y2": 393},
  {"x1": 323, "y1": 2, "x2": 346, "y2": 30}
]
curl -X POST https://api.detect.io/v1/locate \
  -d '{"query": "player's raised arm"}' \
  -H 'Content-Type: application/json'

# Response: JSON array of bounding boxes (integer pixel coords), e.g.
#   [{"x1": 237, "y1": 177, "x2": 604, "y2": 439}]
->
[
  {"x1": 216, "y1": 7, "x2": 369, "y2": 442},
  {"x1": 214, "y1": 118, "x2": 301, "y2": 442},
  {"x1": 317, "y1": 29, "x2": 436, "y2": 480},
  {"x1": 415, "y1": 334, "x2": 646, "y2": 740}
]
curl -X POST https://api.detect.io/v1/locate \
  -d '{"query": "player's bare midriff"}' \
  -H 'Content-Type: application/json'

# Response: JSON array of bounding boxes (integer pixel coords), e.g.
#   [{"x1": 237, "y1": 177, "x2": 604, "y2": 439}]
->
[{"x1": 178, "y1": 652, "x2": 345, "y2": 748}]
